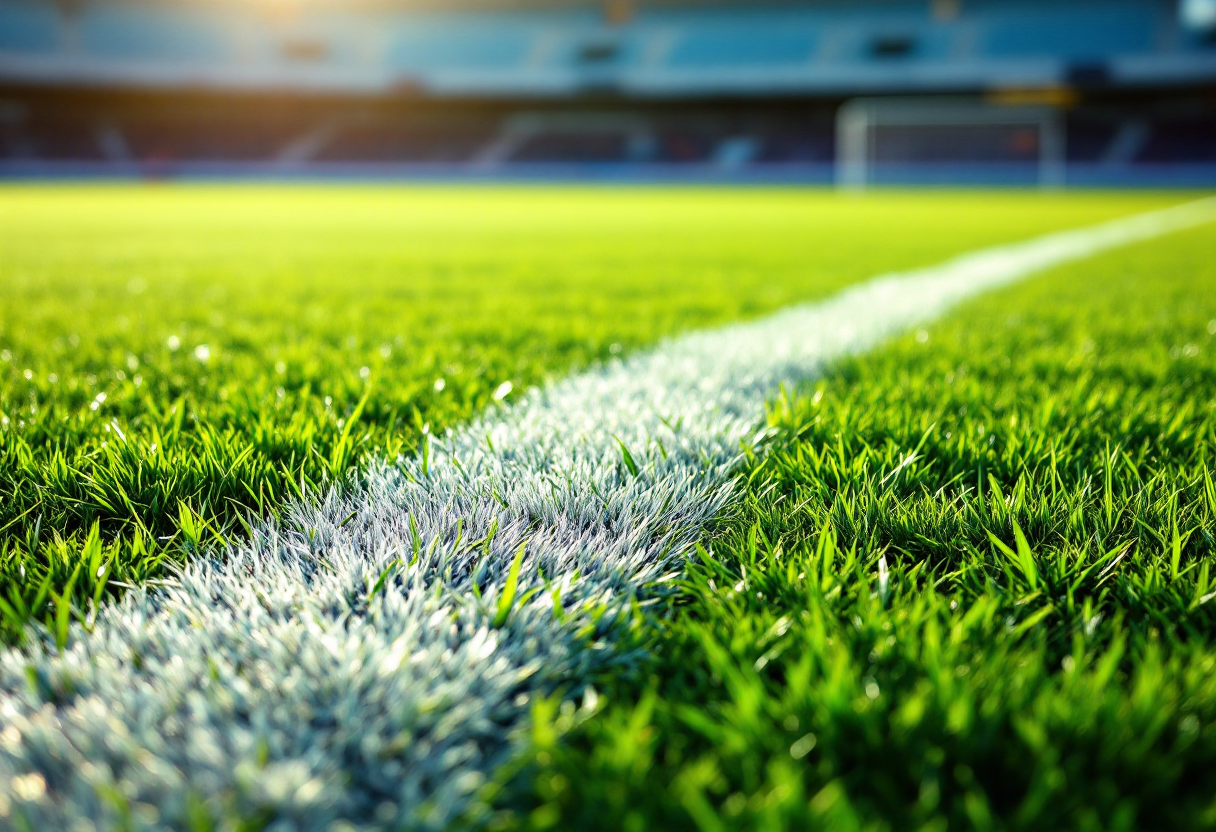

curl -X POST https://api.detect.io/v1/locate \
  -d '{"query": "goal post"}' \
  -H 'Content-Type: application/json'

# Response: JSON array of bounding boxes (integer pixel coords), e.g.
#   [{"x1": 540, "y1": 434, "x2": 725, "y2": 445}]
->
[{"x1": 836, "y1": 97, "x2": 1066, "y2": 189}]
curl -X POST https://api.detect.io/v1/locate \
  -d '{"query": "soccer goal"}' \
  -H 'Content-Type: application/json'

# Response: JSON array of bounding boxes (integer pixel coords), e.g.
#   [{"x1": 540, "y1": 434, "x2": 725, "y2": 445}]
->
[{"x1": 836, "y1": 97, "x2": 1066, "y2": 188}]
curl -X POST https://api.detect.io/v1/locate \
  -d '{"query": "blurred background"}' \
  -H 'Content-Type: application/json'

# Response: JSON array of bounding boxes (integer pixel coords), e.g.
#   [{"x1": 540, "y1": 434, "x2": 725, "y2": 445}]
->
[{"x1": 0, "y1": 0, "x2": 1214, "y2": 185}]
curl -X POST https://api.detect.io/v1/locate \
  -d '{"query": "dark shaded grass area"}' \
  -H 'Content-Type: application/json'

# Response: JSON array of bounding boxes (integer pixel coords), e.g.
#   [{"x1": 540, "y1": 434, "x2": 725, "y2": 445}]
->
[{"x1": 486, "y1": 226, "x2": 1216, "y2": 831}]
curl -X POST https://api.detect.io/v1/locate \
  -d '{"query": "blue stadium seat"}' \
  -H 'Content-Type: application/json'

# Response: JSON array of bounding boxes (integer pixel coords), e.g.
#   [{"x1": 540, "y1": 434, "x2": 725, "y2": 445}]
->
[
  {"x1": 0, "y1": 2, "x2": 59, "y2": 53},
  {"x1": 80, "y1": 4, "x2": 231, "y2": 62},
  {"x1": 668, "y1": 27, "x2": 815, "y2": 66},
  {"x1": 982, "y1": 4, "x2": 1158, "y2": 58},
  {"x1": 387, "y1": 19, "x2": 534, "y2": 71}
]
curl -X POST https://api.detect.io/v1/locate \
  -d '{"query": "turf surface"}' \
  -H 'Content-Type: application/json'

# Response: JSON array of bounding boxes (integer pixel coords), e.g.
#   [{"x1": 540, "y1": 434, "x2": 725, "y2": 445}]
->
[
  {"x1": 487, "y1": 223, "x2": 1216, "y2": 831},
  {"x1": 0, "y1": 186, "x2": 1177, "y2": 643}
]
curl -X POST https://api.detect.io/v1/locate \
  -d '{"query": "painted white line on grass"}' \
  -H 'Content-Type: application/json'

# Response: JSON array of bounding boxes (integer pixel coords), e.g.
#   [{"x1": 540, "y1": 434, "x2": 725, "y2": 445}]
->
[{"x1": 3, "y1": 198, "x2": 1214, "y2": 830}]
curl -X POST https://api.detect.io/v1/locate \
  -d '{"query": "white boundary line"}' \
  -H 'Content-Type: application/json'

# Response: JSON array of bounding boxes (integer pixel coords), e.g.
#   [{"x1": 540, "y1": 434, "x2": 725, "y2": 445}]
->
[{"x1": 3, "y1": 198, "x2": 1215, "y2": 830}]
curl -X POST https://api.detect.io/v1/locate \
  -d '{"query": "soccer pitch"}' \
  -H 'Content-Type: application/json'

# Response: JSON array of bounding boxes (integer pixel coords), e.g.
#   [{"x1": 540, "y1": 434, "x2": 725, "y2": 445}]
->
[{"x1": 1, "y1": 185, "x2": 1214, "y2": 830}]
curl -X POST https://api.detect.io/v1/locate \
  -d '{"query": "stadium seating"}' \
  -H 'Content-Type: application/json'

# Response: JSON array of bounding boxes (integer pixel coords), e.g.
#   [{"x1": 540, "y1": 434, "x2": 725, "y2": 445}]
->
[
  {"x1": 386, "y1": 18, "x2": 537, "y2": 71},
  {"x1": 0, "y1": 1, "x2": 58, "y2": 53},
  {"x1": 0, "y1": 0, "x2": 1212, "y2": 178},
  {"x1": 666, "y1": 25, "x2": 815, "y2": 67},
  {"x1": 79, "y1": 4, "x2": 231, "y2": 62},
  {"x1": 0, "y1": 0, "x2": 1210, "y2": 93},
  {"x1": 981, "y1": 3, "x2": 1158, "y2": 59}
]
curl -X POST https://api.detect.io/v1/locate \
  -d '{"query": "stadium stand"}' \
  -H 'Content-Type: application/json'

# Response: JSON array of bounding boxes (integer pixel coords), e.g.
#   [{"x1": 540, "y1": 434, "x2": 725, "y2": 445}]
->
[
  {"x1": 0, "y1": 1, "x2": 58, "y2": 53},
  {"x1": 0, "y1": 0, "x2": 1213, "y2": 182},
  {"x1": 78, "y1": 5, "x2": 230, "y2": 62},
  {"x1": 980, "y1": 4, "x2": 1156, "y2": 60}
]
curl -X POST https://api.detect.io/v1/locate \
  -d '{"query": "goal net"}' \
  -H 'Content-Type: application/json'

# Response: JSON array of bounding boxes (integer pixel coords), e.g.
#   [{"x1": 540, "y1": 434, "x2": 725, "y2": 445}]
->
[{"x1": 836, "y1": 97, "x2": 1065, "y2": 188}]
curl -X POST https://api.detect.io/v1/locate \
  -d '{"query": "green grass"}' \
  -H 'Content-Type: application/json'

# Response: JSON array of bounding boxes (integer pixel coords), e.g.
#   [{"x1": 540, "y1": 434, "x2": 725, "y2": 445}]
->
[
  {"x1": 486, "y1": 224, "x2": 1216, "y2": 831},
  {"x1": 0, "y1": 185, "x2": 1176, "y2": 643}
]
